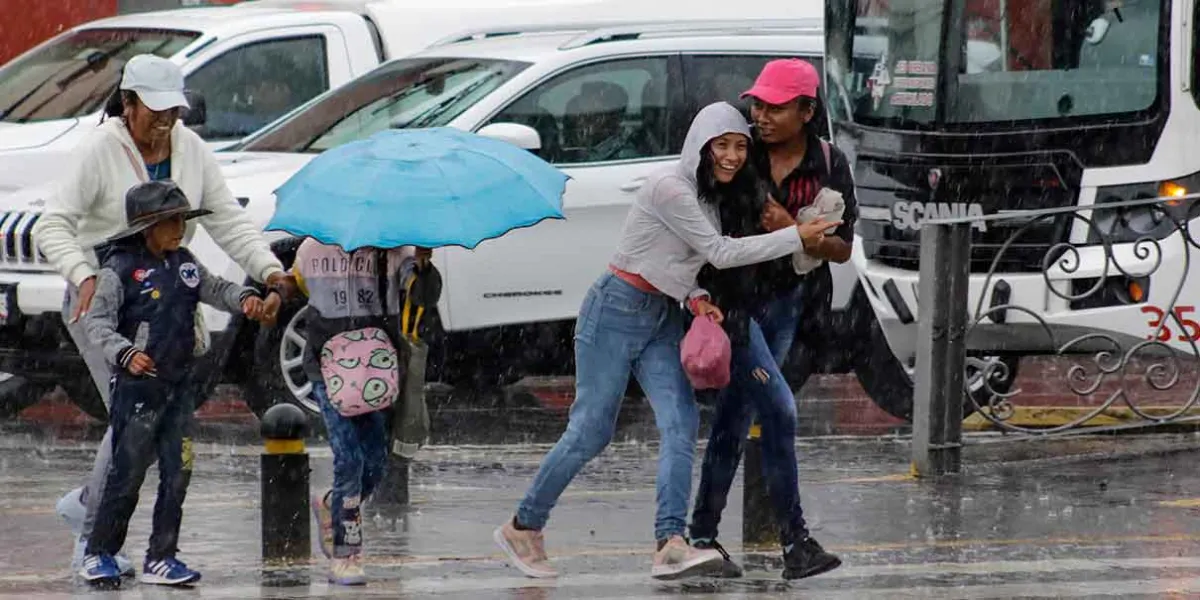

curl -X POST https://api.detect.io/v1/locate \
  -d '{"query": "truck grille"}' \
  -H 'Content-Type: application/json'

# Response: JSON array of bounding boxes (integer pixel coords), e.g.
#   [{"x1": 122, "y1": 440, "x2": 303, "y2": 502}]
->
[
  {"x1": 0, "y1": 211, "x2": 52, "y2": 270},
  {"x1": 859, "y1": 215, "x2": 1073, "y2": 273},
  {"x1": 855, "y1": 154, "x2": 1082, "y2": 274}
]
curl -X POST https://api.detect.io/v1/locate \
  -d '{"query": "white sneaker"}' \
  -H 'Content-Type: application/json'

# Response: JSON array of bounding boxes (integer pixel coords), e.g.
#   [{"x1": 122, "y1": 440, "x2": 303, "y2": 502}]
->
[{"x1": 650, "y1": 535, "x2": 723, "y2": 580}]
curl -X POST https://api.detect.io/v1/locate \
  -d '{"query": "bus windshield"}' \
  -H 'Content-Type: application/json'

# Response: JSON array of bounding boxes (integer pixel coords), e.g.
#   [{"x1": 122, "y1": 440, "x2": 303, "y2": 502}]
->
[
  {"x1": 0, "y1": 28, "x2": 200, "y2": 123},
  {"x1": 825, "y1": 0, "x2": 1164, "y2": 125}
]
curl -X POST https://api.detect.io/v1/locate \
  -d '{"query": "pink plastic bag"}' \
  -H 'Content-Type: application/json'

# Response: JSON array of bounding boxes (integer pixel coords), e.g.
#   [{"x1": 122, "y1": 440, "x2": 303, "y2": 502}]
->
[{"x1": 681, "y1": 316, "x2": 732, "y2": 390}]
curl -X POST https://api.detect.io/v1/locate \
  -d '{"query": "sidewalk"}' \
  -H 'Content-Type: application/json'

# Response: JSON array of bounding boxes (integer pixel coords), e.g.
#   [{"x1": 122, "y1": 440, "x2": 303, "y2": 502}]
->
[{"x1": 1, "y1": 427, "x2": 1199, "y2": 598}]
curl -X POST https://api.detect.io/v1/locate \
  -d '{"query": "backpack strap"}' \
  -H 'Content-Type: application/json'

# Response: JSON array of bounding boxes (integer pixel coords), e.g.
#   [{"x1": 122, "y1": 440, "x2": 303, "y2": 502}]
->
[
  {"x1": 118, "y1": 143, "x2": 149, "y2": 183},
  {"x1": 820, "y1": 139, "x2": 832, "y2": 179}
]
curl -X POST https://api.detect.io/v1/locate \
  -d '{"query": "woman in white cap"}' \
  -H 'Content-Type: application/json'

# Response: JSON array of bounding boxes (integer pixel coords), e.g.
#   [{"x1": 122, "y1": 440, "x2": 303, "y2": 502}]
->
[{"x1": 32, "y1": 54, "x2": 296, "y2": 580}]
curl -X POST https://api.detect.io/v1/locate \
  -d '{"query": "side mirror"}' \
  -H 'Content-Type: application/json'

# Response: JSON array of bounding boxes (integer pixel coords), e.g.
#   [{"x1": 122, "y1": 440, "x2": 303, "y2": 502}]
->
[
  {"x1": 182, "y1": 90, "x2": 207, "y2": 127},
  {"x1": 476, "y1": 122, "x2": 541, "y2": 151}
]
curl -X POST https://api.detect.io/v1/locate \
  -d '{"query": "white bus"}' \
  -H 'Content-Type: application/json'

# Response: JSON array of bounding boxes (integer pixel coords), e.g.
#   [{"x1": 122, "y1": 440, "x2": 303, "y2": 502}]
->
[{"x1": 824, "y1": 0, "x2": 1195, "y2": 417}]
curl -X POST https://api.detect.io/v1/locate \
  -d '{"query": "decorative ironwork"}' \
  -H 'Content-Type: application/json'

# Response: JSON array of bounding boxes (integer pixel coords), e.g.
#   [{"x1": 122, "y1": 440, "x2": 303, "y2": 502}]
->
[{"x1": 942, "y1": 194, "x2": 1200, "y2": 437}]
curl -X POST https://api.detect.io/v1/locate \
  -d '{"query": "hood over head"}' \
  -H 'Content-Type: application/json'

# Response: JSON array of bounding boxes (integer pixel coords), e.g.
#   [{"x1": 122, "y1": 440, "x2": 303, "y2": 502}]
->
[{"x1": 676, "y1": 102, "x2": 752, "y2": 187}]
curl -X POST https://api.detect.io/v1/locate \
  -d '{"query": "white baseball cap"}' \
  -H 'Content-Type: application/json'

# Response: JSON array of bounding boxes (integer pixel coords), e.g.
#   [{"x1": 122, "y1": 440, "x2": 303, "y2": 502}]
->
[{"x1": 119, "y1": 55, "x2": 190, "y2": 112}]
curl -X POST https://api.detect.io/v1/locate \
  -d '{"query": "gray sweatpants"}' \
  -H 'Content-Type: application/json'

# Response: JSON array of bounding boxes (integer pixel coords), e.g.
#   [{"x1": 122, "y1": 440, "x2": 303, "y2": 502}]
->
[{"x1": 63, "y1": 284, "x2": 114, "y2": 540}]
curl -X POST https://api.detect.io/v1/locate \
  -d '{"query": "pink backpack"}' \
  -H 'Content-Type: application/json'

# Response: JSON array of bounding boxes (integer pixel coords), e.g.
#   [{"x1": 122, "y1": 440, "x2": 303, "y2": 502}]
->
[
  {"x1": 319, "y1": 327, "x2": 401, "y2": 416},
  {"x1": 681, "y1": 316, "x2": 732, "y2": 390}
]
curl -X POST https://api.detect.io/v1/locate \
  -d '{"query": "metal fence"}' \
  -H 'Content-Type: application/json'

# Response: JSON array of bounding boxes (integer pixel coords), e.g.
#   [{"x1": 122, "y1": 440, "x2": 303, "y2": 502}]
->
[{"x1": 910, "y1": 193, "x2": 1200, "y2": 476}]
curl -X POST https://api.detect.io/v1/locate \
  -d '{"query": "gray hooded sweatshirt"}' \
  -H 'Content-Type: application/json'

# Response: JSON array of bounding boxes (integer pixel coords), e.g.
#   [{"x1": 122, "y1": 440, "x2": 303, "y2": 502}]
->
[{"x1": 609, "y1": 102, "x2": 802, "y2": 302}]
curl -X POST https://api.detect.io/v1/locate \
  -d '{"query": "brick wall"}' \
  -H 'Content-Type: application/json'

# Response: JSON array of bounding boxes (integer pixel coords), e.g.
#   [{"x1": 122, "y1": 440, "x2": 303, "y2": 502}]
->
[{"x1": 0, "y1": 0, "x2": 118, "y2": 65}]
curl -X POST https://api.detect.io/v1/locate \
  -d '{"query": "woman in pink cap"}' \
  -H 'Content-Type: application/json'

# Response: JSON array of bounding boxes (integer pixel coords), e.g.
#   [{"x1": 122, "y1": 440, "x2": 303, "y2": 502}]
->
[{"x1": 687, "y1": 58, "x2": 856, "y2": 580}]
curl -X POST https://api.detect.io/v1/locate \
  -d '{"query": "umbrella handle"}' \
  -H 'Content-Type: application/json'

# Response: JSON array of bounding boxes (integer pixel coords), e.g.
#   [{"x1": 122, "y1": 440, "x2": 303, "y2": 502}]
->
[{"x1": 402, "y1": 274, "x2": 420, "y2": 343}]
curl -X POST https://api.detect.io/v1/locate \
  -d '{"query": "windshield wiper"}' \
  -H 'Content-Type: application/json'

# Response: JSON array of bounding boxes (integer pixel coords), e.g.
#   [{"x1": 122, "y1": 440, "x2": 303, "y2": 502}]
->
[
  {"x1": 0, "y1": 42, "x2": 133, "y2": 122},
  {"x1": 371, "y1": 64, "x2": 478, "y2": 118},
  {"x1": 401, "y1": 71, "x2": 501, "y2": 129},
  {"x1": 0, "y1": 61, "x2": 80, "y2": 121},
  {"x1": 55, "y1": 41, "x2": 133, "y2": 90}
]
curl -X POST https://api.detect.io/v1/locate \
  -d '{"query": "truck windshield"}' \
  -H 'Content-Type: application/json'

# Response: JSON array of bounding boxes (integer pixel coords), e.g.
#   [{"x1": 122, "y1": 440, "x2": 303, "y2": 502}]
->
[
  {"x1": 826, "y1": 0, "x2": 1164, "y2": 125},
  {"x1": 0, "y1": 28, "x2": 200, "y2": 123},
  {"x1": 234, "y1": 57, "x2": 530, "y2": 153}
]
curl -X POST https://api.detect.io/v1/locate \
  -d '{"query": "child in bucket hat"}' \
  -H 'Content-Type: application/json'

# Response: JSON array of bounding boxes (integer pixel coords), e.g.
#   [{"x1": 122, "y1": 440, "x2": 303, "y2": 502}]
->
[{"x1": 77, "y1": 180, "x2": 275, "y2": 588}]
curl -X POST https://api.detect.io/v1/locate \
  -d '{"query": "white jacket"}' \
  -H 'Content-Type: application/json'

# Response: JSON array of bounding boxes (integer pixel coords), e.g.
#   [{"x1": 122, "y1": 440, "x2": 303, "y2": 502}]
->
[{"x1": 33, "y1": 119, "x2": 283, "y2": 287}]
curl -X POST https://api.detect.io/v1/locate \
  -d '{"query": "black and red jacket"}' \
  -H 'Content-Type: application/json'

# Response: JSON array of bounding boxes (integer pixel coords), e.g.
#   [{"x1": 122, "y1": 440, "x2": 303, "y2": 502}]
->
[{"x1": 752, "y1": 131, "x2": 859, "y2": 298}]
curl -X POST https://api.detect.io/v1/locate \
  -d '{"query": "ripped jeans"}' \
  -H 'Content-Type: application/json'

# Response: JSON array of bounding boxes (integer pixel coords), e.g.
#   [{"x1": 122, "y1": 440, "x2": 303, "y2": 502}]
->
[
  {"x1": 689, "y1": 317, "x2": 809, "y2": 546},
  {"x1": 314, "y1": 383, "x2": 388, "y2": 557}
]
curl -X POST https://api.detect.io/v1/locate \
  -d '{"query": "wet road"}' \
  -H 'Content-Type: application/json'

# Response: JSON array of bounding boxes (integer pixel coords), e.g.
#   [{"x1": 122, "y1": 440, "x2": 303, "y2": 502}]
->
[{"x1": 1, "y1": 428, "x2": 1199, "y2": 598}]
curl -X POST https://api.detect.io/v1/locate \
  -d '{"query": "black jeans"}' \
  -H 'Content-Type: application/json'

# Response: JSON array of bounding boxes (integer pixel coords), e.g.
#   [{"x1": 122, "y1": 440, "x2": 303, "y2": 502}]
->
[{"x1": 86, "y1": 376, "x2": 194, "y2": 561}]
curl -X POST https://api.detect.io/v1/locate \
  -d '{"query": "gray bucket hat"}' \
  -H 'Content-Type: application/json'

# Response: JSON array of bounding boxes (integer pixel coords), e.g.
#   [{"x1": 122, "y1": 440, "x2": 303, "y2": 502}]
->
[{"x1": 107, "y1": 180, "x2": 212, "y2": 243}]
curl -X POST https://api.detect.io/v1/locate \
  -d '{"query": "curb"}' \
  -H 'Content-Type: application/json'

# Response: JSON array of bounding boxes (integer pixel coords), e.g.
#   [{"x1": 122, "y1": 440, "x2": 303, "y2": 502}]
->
[{"x1": 964, "y1": 406, "x2": 1200, "y2": 431}]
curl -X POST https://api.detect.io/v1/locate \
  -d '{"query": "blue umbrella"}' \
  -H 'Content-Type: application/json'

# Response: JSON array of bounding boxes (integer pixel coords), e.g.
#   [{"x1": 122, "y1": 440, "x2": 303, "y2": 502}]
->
[{"x1": 267, "y1": 127, "x2": 568, "y2": 250}]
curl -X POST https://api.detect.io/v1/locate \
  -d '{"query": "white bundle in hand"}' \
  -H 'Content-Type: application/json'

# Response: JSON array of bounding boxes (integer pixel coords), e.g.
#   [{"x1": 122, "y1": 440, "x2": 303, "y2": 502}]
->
[{"x1": 792, "y1": 187, "x2": 845, "y2": 275}]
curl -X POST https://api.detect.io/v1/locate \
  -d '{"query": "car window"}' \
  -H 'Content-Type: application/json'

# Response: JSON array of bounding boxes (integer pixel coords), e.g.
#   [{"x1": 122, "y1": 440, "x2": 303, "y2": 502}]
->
[
  {"x1": 683, "y1": 54, "x2": 829, "y2": 138},
  {"x1": 486, "y1": 57, "x2": 675, "y2": 165},
  {"x1": 186, "y1": 35, "x2": 329, "y2": 141}
]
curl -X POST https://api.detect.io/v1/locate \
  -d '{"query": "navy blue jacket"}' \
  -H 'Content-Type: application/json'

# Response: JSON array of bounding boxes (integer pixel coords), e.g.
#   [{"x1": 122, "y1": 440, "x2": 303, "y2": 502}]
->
[{"x1": 84, "y1": 241, "x2": 254, "y2": 383}]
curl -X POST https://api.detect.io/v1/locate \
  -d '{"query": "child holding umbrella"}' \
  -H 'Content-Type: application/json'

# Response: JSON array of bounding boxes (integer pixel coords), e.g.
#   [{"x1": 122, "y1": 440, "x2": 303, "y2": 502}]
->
[
  {"x1": 265, "y1": 126, "x2": 567, "y2": 584},
  {"x1": 294, "y1": 239, "x2": 440, "y2": 585}
]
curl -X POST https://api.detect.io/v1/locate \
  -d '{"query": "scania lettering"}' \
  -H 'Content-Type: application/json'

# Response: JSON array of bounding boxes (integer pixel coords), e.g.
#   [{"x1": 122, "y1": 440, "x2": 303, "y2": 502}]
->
[
  {"x1": 824, "y1": 0, "x2": 1192, "y2": 418},
  {"x1": 891, "y1": 201, "x2": 987, "y2": 232}
]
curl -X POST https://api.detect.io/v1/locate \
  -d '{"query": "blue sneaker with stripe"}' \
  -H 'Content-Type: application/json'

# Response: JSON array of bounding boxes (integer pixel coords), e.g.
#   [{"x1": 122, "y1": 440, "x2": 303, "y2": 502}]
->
[
  {"x1": 141, "y1": 557, "x2": 201, "y2": 586},
  {"x1": 79, "y1": 554, "x2": 121, "y2": 586}
]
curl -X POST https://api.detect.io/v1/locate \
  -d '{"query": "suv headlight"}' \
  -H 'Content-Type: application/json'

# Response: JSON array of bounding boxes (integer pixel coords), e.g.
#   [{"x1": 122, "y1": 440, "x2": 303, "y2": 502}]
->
[{"x1": 1090, "y1": 179, "x2": 1200, "y2": 244}]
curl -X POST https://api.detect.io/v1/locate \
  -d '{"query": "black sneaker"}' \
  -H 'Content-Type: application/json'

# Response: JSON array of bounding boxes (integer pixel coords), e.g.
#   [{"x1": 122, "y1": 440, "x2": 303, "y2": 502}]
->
[
  {"x1": 692, "y1": 539, "x2": 743, "y2": 578},
  {"x1": 782, "y1": 537, "x2": 841, "y2": 580}
]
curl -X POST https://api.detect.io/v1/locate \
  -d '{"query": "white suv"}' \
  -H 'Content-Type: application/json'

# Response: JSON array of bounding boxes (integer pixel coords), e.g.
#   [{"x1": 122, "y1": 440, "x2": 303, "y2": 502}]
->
[{"x1": 2, "y1": 19, "x2": 902, "y2": 422}]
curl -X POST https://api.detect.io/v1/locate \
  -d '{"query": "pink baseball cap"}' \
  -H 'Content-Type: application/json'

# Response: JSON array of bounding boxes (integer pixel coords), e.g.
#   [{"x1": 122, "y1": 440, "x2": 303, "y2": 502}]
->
[{"x1": 741, "y1": 59, "x2": 820, "y2": 105}]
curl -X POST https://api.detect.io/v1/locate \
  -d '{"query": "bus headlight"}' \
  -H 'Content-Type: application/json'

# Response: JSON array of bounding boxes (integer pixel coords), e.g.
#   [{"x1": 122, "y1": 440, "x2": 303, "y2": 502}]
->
[{"x1": 1090, "y1": 178, "x2": 1200, "y2": 244}]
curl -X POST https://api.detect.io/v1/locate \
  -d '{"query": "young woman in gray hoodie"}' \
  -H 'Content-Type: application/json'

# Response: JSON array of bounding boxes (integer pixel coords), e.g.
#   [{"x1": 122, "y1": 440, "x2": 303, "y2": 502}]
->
[{"x1": 494, "y1": 101, "x2": 837, "y2": 580}]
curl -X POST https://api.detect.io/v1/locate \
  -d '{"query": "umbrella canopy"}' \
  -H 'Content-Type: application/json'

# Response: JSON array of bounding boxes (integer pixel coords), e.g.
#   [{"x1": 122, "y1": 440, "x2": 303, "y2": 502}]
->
[{"x1": 266, "y1": 127, "x2": 568, "y2": 251}]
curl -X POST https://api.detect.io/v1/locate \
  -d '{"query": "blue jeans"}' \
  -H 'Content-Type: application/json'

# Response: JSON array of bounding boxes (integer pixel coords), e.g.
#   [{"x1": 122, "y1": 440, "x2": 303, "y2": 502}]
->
[
  {"x1": 690, "y1": 284, "x2": 809, "y2": 546},
  {"x1": 314, "y1": 383, "x2": 388, "y2": 557},
  {"x1": 516, "y1": 272, "x2": 699, "y2": 541},
  {"x1": 87, "y1": 376, "x2": 193, "y2": 561},
  {"x1": 758, "y1": 283, "x2": 807, "y2": 365}
]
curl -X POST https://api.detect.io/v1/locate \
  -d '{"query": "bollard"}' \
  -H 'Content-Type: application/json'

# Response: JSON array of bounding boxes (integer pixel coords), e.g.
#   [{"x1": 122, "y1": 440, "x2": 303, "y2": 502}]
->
[
  {"x1": 742, "y1": 422, "x2": 777, "y2": 547},
  {"x1": 260, "y1": 403, "x2": 310, "y2": 563}
]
